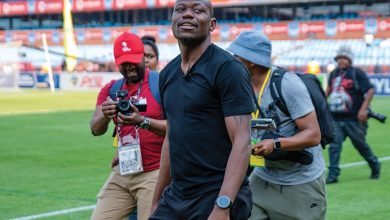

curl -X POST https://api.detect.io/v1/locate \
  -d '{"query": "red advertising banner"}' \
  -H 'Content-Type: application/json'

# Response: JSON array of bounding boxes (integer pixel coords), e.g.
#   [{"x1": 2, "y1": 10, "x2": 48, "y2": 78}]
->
[
  {"x1": 0, "y1": 1, "x2": 28, "y2": 16},
  {"x1": 112, "y1": 0, "x2": 146, "y2": 10},
  {"x1": 35, "y1": 0, "x2": 63, "y2": 14},
  {"x1": 72, "y1": 0, "x2": 105, "y2": 12},
  {"x1": 337, "y1": 20, "x2": 365, "y2": 33},
  {"x1": 263, "y1": 23, "x2": 288, "y2": 35},
  {"x1": 0, "y1": 0, "x2": 285, "y2": 16},
  {"x1": 11, "y1": 31, "x2": 28, "y2": 42},
  {"x1": 2, "y1": 19, "x2": 390, "y2": 45},
  {"x1": 379, "y1": 18, "x2": 390, "y2": 31},
  {"x1": 0, "y1": 32, "x2": 5, "y2": 42},
  {"x1": 211, "y1": 0, "x2": 248, "y2": 6},
  {"x1": 155, "y1": 0, "x2": 175, "y2": 7},
  {"x1": 299, "y1": 22, "x2": 325, "y2": 34}
]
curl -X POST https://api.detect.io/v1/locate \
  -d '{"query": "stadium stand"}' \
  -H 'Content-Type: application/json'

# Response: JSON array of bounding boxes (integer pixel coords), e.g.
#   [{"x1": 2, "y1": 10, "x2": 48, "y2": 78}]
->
[{"x1": 0, "y1": 0, "x2": 389, "y2": 74}]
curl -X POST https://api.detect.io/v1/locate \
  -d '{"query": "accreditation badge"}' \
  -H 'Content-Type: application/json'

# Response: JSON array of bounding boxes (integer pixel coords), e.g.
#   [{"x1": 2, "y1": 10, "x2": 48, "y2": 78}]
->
[
  {"x1": 118, "y1": 130, "x2": 143, "y2": 175},
  {"x1": 250, "y1": 120, "x2": 267, "y2": 167}
]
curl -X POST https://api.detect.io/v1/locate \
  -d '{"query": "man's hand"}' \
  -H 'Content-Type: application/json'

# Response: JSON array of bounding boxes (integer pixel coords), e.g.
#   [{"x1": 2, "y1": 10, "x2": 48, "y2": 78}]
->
[
  {"x1": 150, "y1": 202, "x2": 159, "y2": 217},
  {"x1": 358, "y1": 108, "x2": 368, "y2": 123},
  {"x1": 208, "y1": 206, "x2": 230, "y2": 220},
  {"x1": 252, "y1": 139, "x2": 274, "y2": 156},
  {"x1": 111, "y1": 151, "x2": 119, "y2": 168},
  {"x1": 116, "y1": 104, "x2": 144, "y2": 126},
  {"x1": 101, "y1": 97, "x2": 117, "y2": 119}
]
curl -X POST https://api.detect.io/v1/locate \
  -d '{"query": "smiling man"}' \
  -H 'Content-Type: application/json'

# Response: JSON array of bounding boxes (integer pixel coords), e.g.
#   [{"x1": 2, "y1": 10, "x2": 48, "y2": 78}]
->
[
  {"x1": 90, "y1": 32, "x2": 166, "y2": 220},
  {"x1": 149, "y1": 0, "x2": 255, "y2": 219}
]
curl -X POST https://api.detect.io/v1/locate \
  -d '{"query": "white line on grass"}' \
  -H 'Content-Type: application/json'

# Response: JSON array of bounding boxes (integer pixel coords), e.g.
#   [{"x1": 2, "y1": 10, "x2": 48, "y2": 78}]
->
[
  {"x1": 9, "y1": 156, "x2": 390, "y2": 220},
  {"x1": 339, "y1": 155, "x2": 390, "y2": 168},
  {"x1": 9, "y1": 205, "x2": 96, "y2": 220}
]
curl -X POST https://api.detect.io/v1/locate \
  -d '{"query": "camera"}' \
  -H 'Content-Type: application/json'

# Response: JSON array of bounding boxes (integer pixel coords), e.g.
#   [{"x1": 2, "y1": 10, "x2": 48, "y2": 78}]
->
[
  {"x1": 251, "y1": 118, "x2": 276, "y2": 130},
  {"x1": 115, "y1": 90, "x2": 147, "y2": 115},
  {"x1": 367, "y1": 109, "x2": 387, "y2": 124}
]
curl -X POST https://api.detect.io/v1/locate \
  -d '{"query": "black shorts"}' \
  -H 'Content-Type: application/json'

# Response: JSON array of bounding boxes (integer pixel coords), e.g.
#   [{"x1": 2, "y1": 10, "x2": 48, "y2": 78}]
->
[{"x1": 149, "y1": 184, "x2": 252, "y2": 220}]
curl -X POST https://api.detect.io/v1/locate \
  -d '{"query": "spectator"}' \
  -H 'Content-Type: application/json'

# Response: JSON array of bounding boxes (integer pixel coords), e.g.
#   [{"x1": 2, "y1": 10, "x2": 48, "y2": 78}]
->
[
  {"x1": 149, "y1": 0, "x2": 255, "y2": 219},
  {"x1": 89, "y1": 32, "x2": 166, "y2": 220},
  {"x1": 326, "y1": 45, "x2": 381, "y2": 184},
  {"x1": 227, "y1": 31, "x2": 326, "y2": 220},
  {"x1": 142, "y1": 35, "x2": 159, "y2": 71}
]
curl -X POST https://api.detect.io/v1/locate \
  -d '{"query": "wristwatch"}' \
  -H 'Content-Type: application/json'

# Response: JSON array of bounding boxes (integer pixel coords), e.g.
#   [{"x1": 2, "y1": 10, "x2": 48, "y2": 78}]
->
[
  {"x1": 273, "y1": 138, "x2": 281, "y2": 151},
  {"x1": 139, "y1": 117, "x2": 151, "y2": 129},
  {"x1": 215, "y1": 195, "x2": 233, "y2": 209}
]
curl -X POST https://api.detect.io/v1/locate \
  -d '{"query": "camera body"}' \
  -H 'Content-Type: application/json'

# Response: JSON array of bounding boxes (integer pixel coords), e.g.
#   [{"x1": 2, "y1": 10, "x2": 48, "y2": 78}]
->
[
  {"x1": 115, "y1": 90, "x2": 147, "y2": 115},
  {"x1": 367, "y1": 109, "x2": 387, "y2": 123},
  {"x1": 251, "y1": 118, "x2": 277, "y2": 130},
  {"x1": 251, "y1": 118, "x2": 276, "y2": 145}
]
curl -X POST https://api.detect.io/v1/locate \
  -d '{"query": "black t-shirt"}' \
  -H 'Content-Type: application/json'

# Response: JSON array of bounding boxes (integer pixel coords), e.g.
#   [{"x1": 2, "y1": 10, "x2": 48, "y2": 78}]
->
[
  {"x1": 159, "y1": 44, "x2": 255, "y2": 198},
  {"x1": 328, "y1": 67, "x2": 374, "y2": 120}
]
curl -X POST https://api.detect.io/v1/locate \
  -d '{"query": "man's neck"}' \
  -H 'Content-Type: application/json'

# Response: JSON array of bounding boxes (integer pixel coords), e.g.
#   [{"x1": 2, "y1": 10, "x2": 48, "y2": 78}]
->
[
  {"x1": 179, "y1": 38, "x2": 211, "y2": 74},
  {"x1": 251, "y1": 67, "x2": 270, "y2": 93}
]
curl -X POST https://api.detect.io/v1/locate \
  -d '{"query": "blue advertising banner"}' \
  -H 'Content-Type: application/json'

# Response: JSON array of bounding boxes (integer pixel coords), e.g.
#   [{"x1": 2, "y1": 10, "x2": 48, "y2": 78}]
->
[
  {"x1": 18, "y1": 72, "x2": 60, "y2": 89},
  {"x1": 369, "y1": 75, "x2": 390, "y2": 96}
]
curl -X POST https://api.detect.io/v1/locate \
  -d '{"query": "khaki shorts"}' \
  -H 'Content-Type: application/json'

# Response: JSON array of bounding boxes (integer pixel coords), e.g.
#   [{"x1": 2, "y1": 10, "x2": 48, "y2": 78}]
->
[
  {"x1": 91, "y1": 166, "x2": 159, "y2": 220},
  {"x1": 249, "y1": 174, "x2": 326, "y2": 220}
]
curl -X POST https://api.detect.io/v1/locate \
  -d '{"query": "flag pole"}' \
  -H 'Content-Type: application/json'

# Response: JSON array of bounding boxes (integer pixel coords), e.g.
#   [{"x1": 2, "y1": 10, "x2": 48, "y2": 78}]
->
[
  {"x1": 41, "y1": 33, "x2": 55, "y2": 94},
  {"x1": 63, "y1": 0, "x2": 77, "y2": 72}
]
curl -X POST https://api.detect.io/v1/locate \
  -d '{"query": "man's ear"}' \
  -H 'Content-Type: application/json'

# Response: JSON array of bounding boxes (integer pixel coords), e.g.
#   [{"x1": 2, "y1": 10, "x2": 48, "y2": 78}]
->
[
  {"x1": 249, "y1": 63, "x2": 257, "y2": 68},
  {"x1": 209, "y1": 18, "x2": 217, "y2": 32}
]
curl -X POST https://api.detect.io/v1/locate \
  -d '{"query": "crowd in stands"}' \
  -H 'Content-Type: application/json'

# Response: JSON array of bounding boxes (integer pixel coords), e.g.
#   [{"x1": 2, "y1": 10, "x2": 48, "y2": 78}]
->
[{"x1": 14, "y1": 38, "x2": 390, "y2": 75}]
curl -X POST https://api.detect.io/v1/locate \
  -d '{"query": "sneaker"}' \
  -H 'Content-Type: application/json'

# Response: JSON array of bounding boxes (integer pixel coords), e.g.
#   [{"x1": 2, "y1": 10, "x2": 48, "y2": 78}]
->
[
  {"x1": 370, "y1": 163, "x2": 381, "y2": 179},
  {"x1": 326, "y1": 177, "x2": 338, "y2": 184}
]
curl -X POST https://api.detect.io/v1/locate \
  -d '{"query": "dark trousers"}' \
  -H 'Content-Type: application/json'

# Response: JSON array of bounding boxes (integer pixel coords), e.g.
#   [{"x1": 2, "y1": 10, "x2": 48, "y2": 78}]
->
[
  {"x1": 129, "y1": 211, "x2": 137, "y2": 220},
  {"x1": 149, "y1": 184, "x2": 252, "y2": 220},
  {"x1": 327, "y1": 120, "x2": 380, "y2": 178}
]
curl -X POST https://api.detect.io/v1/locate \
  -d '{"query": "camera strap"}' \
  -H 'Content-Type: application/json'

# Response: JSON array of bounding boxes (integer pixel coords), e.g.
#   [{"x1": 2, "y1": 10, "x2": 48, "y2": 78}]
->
[{"x1": 252, "y1": 69, "x2": 271, "y2": 120}]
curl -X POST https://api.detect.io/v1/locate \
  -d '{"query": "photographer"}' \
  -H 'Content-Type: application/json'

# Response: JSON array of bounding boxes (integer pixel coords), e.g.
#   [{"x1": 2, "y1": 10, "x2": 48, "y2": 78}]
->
[
  {"x1": 326, "y1": 46, "x2": 381, "y2": 184},
  {"x1": 227, "y1": 31, "x2": 326, "y2": 220},
  {"x1": 89, "y1": 32, "x2": 166, "y2": 220}
]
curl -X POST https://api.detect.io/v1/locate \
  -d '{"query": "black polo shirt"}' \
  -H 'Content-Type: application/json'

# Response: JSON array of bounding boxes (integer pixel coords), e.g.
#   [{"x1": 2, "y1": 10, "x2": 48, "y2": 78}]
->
[{"x1": 159, "y1": 44, "x2": 255, "y2": 198}]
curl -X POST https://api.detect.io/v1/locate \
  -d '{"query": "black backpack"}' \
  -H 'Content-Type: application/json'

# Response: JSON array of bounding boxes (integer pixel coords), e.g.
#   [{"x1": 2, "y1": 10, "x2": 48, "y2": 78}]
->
[{"x1": 269, "y1": 68, "x2": 335, "y2": 148}]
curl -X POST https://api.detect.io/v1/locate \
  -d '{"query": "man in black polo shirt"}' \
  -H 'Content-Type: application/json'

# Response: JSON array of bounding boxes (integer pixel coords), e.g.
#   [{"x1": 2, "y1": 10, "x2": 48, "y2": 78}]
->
[{"x1": 149, "y1": 0, "x2": 255, "y2": 219}]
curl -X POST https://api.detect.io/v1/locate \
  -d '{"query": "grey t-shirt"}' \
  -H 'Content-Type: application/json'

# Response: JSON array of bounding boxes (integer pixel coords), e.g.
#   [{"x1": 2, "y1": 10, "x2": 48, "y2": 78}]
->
[{"x1": 254, "y1": 69, "x2": 325, "y2": 185}]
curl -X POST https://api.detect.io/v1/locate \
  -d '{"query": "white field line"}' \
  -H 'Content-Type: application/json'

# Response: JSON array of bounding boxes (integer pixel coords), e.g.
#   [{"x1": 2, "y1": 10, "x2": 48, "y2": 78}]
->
[
  {"x1": 9, "y1": 156, "x2": 390, "y2": 220},
  {"x1": 339, "y1": 155, "x2": 390, "y2": 168},
  {"x1": 9, "y1": 205, "x2": 96, "y2": 220}
]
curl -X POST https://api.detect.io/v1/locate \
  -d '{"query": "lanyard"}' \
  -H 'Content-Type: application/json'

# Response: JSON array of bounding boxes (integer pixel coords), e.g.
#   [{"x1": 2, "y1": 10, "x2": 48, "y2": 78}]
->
[
  {"x1": 251, "y1": 69, "x2": 271, "y2": 119},
  {"x1": 121, "y1": 79, "x2": 143, "y2": 101},
  {"x1": 116, "y1": 79, "x2": 143, "y2": 144}
]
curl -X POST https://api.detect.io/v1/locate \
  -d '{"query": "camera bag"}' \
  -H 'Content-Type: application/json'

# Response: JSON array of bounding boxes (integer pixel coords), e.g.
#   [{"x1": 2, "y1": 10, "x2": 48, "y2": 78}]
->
[{"x1": 261, "y1": 131, "x2": 313, "y2": 165}]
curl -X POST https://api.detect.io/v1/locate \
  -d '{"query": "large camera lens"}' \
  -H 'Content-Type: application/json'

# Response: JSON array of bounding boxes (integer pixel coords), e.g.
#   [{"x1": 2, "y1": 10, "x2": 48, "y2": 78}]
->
[
  {"x1": 117, "y1": 100, "x2": 131, "y2": 114},
  {"x1": 368, "y1": 111, "x2": 387, "y2": 123}
]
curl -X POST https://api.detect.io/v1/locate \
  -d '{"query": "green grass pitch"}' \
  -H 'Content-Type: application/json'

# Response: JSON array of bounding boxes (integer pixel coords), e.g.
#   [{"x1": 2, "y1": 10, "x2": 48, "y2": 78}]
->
[{"x1": 0, "y1": 90, "x2": 389, "y2": 220}]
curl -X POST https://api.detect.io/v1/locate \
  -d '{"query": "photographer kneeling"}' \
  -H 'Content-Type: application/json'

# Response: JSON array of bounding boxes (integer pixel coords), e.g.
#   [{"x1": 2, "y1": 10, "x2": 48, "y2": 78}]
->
[
  {"x1": 89, "y1": 32, "x2": 166, "y2": 220},
  {"x1": 227, "y1": 31, "x2": 326, "y2": 220}
]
